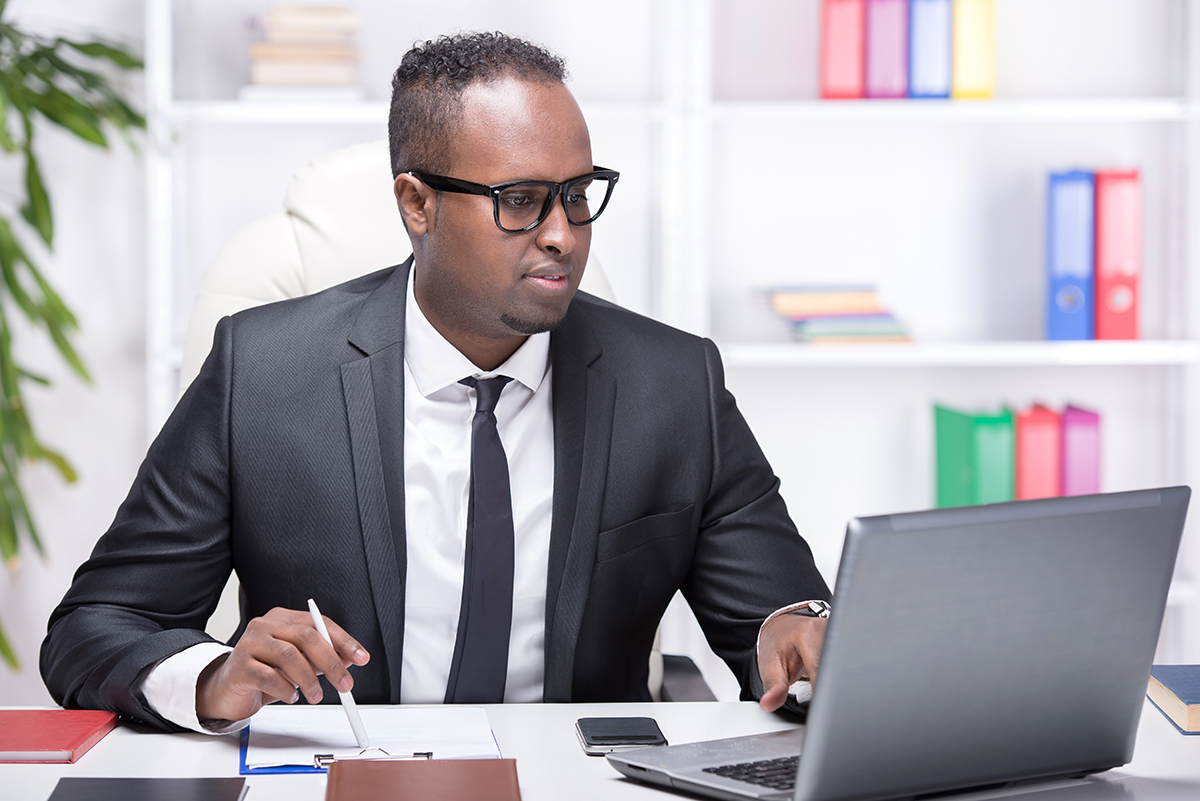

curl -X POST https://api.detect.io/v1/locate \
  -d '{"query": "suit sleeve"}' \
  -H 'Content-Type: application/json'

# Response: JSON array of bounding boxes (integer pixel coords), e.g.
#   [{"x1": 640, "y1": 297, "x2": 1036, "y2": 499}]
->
[
  {"x1": 679, "y1": 338, "x2": 832, "y2": 702},
  {"x1": 40, "y1": 317, "x2": 238, "y2": 731}
]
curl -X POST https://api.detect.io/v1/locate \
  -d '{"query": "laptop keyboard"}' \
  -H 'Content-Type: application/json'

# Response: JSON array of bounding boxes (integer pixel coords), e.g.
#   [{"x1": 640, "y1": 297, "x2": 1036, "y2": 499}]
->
[{"x1": 703, "y1": 756, "x2": 800, "y2": 791}]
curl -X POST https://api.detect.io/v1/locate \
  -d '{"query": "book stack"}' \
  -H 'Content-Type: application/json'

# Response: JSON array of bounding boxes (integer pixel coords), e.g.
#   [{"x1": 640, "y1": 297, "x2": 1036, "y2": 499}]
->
[
  {"x1": 768, "y1": 285, "x2": 909, "y2": 343},
  {"x1": 242, "y1": 5, "x2": 362, "y2": 99},
  {"x1": 1046, "y1": 169, "x2": 1142, "y2": 341},
  {"x1": 1147, "y1": 664, "x2": 1200, "y2": 735},
  {"x1": 935, "y1": 402, "x2": 1100, "y2": 508},
  {"x1": 821, "y1": 0, "x2": 993, "y2": 100}
]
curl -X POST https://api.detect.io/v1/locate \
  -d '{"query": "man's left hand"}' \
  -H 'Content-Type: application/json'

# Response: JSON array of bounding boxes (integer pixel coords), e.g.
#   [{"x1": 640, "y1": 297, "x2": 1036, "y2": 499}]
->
[{"x1": 757, "y1": 614, "x2": 827, "y2": 712}]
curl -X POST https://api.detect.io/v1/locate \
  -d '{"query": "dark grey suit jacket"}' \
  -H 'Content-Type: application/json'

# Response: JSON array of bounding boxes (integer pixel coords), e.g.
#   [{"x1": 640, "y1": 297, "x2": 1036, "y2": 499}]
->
[{"x1": 41, "y1": 260, "x2": 830, "y2": 730}]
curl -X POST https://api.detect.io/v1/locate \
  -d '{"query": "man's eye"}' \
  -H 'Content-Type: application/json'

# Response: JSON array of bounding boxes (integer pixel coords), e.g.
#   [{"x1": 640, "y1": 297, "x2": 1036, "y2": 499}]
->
[
  {"x1": 566, "y1": 192, "x2": 588, "y2": 205},
  {"x1": 501, "y1": 193, "x2": 538, "y2": 209}
]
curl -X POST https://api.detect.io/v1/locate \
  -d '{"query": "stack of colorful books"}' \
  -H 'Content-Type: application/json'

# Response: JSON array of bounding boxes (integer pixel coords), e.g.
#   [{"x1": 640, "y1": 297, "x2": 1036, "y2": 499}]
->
[
  {"x1": 935, "y1": 402, "x2": 1100, "y2": 508},
  {"x1": 240, "y1": 5, "x2": 362, "y2": 99},
  {"x1": 822, "y1": 0, "x2": 993, "y2": 100},
  {"x1": 768, "y1": 285, "x2": 909, "y2": 343}
]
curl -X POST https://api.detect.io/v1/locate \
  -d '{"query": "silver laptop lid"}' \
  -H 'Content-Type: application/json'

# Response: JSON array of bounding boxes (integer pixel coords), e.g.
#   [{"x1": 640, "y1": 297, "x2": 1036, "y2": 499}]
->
[{"x1": 795, "y1": 487, "x2": 1190, "y2": 801}]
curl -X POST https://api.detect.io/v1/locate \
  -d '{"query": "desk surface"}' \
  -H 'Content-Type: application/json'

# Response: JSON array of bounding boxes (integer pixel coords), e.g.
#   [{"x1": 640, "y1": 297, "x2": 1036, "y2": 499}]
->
[{"x1": 5, "y1": 700, "x2": 1200, "y2": 801}]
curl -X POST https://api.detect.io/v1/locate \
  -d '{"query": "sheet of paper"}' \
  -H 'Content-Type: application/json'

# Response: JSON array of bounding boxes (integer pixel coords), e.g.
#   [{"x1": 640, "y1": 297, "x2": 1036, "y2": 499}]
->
[{"x1": 245, "y1": 705, "x2": 501, "y2": 769}]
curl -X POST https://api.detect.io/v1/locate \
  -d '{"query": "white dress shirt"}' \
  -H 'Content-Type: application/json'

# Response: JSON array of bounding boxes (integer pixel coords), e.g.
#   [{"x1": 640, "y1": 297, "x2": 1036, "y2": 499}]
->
[{"x1": 399, "y1": 270, "x2": 553, "y2": 704}]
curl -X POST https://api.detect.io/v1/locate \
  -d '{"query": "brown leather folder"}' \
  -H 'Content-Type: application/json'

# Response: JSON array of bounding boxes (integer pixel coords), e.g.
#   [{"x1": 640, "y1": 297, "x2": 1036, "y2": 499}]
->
[{"x1": 325, "y1": 758, "x2": 521, "y2": 801}]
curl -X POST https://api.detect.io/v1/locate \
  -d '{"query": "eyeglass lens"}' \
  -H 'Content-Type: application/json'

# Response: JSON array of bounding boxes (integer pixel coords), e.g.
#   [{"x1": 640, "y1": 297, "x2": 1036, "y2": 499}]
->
[{"x1": 497, "y1": 174, "x2": 615, "y2": 231}]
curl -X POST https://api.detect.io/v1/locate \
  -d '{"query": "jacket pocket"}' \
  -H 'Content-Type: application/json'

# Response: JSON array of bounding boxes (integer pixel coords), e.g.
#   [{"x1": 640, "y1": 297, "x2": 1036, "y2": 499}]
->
[{"x1": 595, "y1": 504, "x2": 695, "y2": 562}]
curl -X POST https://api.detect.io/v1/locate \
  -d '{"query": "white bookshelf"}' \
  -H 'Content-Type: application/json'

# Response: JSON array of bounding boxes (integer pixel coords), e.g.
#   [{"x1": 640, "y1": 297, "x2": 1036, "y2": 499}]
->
[{"x1": 143, "y1": 0, "x2": 1200, "y2": 668}]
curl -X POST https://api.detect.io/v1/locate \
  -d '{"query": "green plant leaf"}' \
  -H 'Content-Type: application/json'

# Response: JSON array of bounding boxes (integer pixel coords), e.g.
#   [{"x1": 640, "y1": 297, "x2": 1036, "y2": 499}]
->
[
  {"x1": 0, "y1": 493, "x2": 16, "y2": 563},
  {"x1": 61, "y1": 39, "x2": 143, "y2": 70},
  {"x1": 20, "y1": 150, "x2": 53, "y2": 246},
  {"x1": 30, "y1": 444, "x2": 75, "y2": 485},
  {"x1": 28, "y1": 266, "x2": 80, "y2": 331},
  {"x1": 0, "y1": 218, "x2": 42, "y2": 319},
  {"x1": 0, "y1": 88, "x2": 17, "y2": 153},
  {"x1": 46, "y1": 326, "x2": 89, "y2": 383},
  {"x1": 26, "y1": 87, "x2": 107, "y2": 147},
  {"x1": 41, "y1": 50, "x2": 105, "y2": 91},
  {"x1": 17, "y1": 368, "x2": 50, "y2": 386},
  {"x1": 1, "y1": 456, "x2": 47, "y2": 554},
  {"x1": 0, "y1": 618, "x2": 18, "y2": 670}
]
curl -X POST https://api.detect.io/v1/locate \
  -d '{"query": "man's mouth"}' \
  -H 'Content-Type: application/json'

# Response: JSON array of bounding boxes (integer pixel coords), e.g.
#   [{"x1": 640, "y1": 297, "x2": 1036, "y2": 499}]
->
[{"x1": 523, "y1": 270, "x2": 570, "y2": 291}]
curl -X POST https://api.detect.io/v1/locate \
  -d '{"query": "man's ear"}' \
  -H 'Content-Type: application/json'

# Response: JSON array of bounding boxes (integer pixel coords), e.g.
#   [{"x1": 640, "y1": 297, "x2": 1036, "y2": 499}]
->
[{"x1": 394, "y1": 173, "x2": 434, "y2": 236}]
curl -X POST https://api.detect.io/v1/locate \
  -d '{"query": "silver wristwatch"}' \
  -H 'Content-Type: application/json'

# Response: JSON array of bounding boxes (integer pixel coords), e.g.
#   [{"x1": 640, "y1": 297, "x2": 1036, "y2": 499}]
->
[{"x1": 787, "y1": 600, "x2": 831, "y2": 619}]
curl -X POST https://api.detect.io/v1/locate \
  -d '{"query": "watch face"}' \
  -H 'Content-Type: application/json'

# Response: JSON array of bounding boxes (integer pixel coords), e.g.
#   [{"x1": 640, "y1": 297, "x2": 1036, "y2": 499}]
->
[{"x1": 793, "y1": 601, "x2": 831, "y2": 618}]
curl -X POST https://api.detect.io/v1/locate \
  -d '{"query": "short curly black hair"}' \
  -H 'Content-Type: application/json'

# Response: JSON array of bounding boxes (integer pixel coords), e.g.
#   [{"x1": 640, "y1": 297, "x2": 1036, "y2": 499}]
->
[{"x1": 388, "y1": 31, "x2": 568, "y2": 178}]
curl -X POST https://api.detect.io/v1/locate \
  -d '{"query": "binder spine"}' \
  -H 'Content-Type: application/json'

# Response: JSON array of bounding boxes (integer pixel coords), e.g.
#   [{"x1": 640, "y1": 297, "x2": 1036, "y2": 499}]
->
[
  {"x1": 1094, "y1": 170, "x2": 1142, "y2": 340},
  {"x1": 909, "y1": 0, "x2": 952, "y2": 98},
  {"x1": 865, "y1": 0, "x2": 909, "y2": 98},
  {"x1": 822, "y1": 0, "x2": 867, "y2": 99},
  {"x1": 1016, "y1": 405, "x2": 1062, "y2": 500},
  {"x1": 1046, "y1": 171, "x2": 1095, "y2": 341},
  {"x1": 1061, "y1": 405, "x2": 1101, "y2": 496},
  {"x1": 951, "y1": 0, "x2": 995, "y2": 98}
]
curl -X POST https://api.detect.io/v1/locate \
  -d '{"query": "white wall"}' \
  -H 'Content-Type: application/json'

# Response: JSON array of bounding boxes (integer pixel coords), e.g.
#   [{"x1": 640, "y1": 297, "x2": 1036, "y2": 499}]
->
[{"x1": 0, "y1": 0, "x2": 148, "y2": 705}]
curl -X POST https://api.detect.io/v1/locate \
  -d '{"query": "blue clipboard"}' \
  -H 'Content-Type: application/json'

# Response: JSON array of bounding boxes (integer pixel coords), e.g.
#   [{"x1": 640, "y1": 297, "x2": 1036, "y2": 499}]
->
[{"x1": 239, "y1": 727, "x2": 325, "y2": 775}]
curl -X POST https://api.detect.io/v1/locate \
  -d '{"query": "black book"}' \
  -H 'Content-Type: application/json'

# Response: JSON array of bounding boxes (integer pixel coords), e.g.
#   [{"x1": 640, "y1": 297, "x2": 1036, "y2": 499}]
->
[{"x1": 48, "y1": 777, "x2": 247, "y2": 801}]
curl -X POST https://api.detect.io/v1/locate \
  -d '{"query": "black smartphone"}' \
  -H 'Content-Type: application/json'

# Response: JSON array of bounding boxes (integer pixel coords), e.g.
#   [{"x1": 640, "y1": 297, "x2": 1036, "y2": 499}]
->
[{"x1": 575, "y1": 716, "x2": 668, "y2": 756}]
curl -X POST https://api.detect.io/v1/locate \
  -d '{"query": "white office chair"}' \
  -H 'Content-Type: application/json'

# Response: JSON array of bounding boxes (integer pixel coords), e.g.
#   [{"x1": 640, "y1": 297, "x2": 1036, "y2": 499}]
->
[{"x1": 182, "y1": 140, "x2": 712, "y2": 702}]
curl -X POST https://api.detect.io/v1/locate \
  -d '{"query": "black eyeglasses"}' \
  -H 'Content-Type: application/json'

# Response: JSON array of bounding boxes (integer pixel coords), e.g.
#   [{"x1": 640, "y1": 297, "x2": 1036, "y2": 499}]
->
[{"x1": 410, "y1": 167, "x2": 620, "y2": 233}]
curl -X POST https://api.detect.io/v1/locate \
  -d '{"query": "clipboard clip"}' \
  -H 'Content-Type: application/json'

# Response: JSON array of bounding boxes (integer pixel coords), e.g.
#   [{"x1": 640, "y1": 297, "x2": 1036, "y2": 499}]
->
[{"x1": 314, "y1": 748, "x2": 434, "y2": 769}]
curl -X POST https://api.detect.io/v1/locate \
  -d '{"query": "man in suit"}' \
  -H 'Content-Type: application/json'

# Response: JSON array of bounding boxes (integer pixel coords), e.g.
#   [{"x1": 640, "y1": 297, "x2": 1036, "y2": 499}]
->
[{"x1": 41, "y1": 32, "x2": 830, "y2": 733}]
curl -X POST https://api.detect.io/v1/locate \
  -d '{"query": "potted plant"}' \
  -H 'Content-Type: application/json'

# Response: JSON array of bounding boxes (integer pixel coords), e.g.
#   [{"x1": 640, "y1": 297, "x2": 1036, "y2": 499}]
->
[{"x1": 0, "y1": 1, "x2": 144, "y2": 668}]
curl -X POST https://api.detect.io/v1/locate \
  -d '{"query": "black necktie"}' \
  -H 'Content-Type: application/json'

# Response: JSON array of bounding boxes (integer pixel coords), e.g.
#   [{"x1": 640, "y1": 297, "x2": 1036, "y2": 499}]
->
[{"x1": 444, "y1": 375, "x2": 515, "y2": 703}]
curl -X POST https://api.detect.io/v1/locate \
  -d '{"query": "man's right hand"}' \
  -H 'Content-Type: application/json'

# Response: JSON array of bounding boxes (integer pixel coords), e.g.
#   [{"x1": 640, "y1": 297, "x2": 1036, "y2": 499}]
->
[{"x1": 196, "y1": 607, "x2": 370, "y2": 722}]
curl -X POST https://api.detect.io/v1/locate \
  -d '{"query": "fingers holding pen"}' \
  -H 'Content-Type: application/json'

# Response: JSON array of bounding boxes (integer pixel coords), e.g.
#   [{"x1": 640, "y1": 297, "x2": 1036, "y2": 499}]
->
[{"x1": 195, "y1": 606, "x2": 370, "y2": 722}]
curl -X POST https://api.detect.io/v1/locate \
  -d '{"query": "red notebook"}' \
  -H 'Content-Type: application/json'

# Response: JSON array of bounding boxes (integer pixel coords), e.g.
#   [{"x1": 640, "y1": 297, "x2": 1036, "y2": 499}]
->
[
  {"x1": 0, "y1": 709, "x2": 118, "y2": 763},
  {"x1": 1094, "y1": 170, "x2": 1141, "y2": 340}
]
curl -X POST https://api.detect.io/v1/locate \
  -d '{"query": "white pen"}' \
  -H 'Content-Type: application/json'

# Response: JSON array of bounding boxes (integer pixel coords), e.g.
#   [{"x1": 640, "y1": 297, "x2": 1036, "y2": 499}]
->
[{"x1": 307, "y1": 598, "x2": 371, "y2": 749}]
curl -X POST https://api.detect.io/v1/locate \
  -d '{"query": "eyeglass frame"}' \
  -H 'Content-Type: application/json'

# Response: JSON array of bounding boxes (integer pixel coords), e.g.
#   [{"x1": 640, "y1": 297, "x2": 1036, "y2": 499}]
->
[{"x1": 408, "y1": 167, "x2": 620, "y2": 233}]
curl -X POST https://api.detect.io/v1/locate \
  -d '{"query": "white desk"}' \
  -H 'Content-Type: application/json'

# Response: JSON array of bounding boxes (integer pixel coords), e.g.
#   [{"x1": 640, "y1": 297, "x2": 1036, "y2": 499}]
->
[{"x1": 5, "y1": 700, "x2": 1200, "y2": 800}]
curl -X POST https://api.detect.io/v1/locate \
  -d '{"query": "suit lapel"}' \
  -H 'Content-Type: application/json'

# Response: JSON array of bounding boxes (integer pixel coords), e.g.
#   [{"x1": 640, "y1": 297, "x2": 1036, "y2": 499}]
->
[
  {"x1": 342, "y1": 259, "x2": 412, "y2": 704},
  {"x1": 543, "y1": 300, "x2": 616, "y2": 702}
]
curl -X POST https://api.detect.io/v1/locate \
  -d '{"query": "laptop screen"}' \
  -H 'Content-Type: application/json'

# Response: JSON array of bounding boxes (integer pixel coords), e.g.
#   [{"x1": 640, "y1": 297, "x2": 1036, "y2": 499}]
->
[{"x1": 795, "y1": 487, "x2": 1189, "y2": 801}]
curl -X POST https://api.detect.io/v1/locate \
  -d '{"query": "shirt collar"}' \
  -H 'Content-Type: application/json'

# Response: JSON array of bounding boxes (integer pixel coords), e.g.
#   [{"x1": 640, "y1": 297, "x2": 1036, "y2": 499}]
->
[{"x1": 404, "y1": 265, "x2": 551, "y2": 399}]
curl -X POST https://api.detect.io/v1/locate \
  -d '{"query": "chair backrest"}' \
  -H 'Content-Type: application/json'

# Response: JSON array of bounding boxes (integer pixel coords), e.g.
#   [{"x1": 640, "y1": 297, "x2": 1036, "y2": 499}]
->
[{"x1": 180, "y1": 139, "x2": 615, "y2": 391}]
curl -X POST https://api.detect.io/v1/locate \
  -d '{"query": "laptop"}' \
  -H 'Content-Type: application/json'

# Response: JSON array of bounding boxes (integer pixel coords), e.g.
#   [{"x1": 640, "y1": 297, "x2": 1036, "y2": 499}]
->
[{"x1": 608, "y1": 487, "x2": 1190, "y2": 801}]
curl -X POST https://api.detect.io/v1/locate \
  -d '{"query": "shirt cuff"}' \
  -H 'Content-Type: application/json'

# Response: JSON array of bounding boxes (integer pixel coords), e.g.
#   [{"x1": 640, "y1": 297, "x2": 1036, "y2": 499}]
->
[
  {"x1": 755, "y1": 600, "x2": 827, "y2": 702},
  {"x1": 138, "y1": 642, "x2": 251, "y2": 734}
]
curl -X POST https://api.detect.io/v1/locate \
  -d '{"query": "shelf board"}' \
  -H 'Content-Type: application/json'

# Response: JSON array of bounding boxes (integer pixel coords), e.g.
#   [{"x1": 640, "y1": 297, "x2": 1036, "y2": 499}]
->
[
  {"x1": 168, "y1": 99, "x2": 665, "y2": 125},
  {"x1": 1167, "y1": 579, "x2": 1199, "y2": 607},
  {"x1": 720, "y1": 340, "x2": 1200, "y2": 367},
  {"x1": 708, "y1": 97, "x2": 1192, "y2": 123}
]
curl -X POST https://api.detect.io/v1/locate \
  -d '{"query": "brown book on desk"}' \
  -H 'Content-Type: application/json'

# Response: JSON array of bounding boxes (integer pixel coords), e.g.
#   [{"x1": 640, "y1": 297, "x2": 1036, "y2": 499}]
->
[
  {"x1": 0, "y1": 709, "x2": 117, "y2": 763},
  {"x1": 325, "y1": 758, "x2": 521, "y2": 801}
]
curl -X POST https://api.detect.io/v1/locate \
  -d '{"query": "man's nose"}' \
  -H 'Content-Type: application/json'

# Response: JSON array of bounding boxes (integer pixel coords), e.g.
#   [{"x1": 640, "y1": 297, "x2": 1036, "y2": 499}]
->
[{"x1": 534, "y1": 197, "x2": 577, "y2": 255}]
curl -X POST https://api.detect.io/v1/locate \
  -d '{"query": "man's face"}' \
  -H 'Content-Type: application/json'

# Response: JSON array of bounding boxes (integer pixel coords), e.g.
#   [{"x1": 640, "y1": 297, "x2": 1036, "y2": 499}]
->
[{"x1": 407, "y1": 77, "x2": 593, "y2": 367}]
